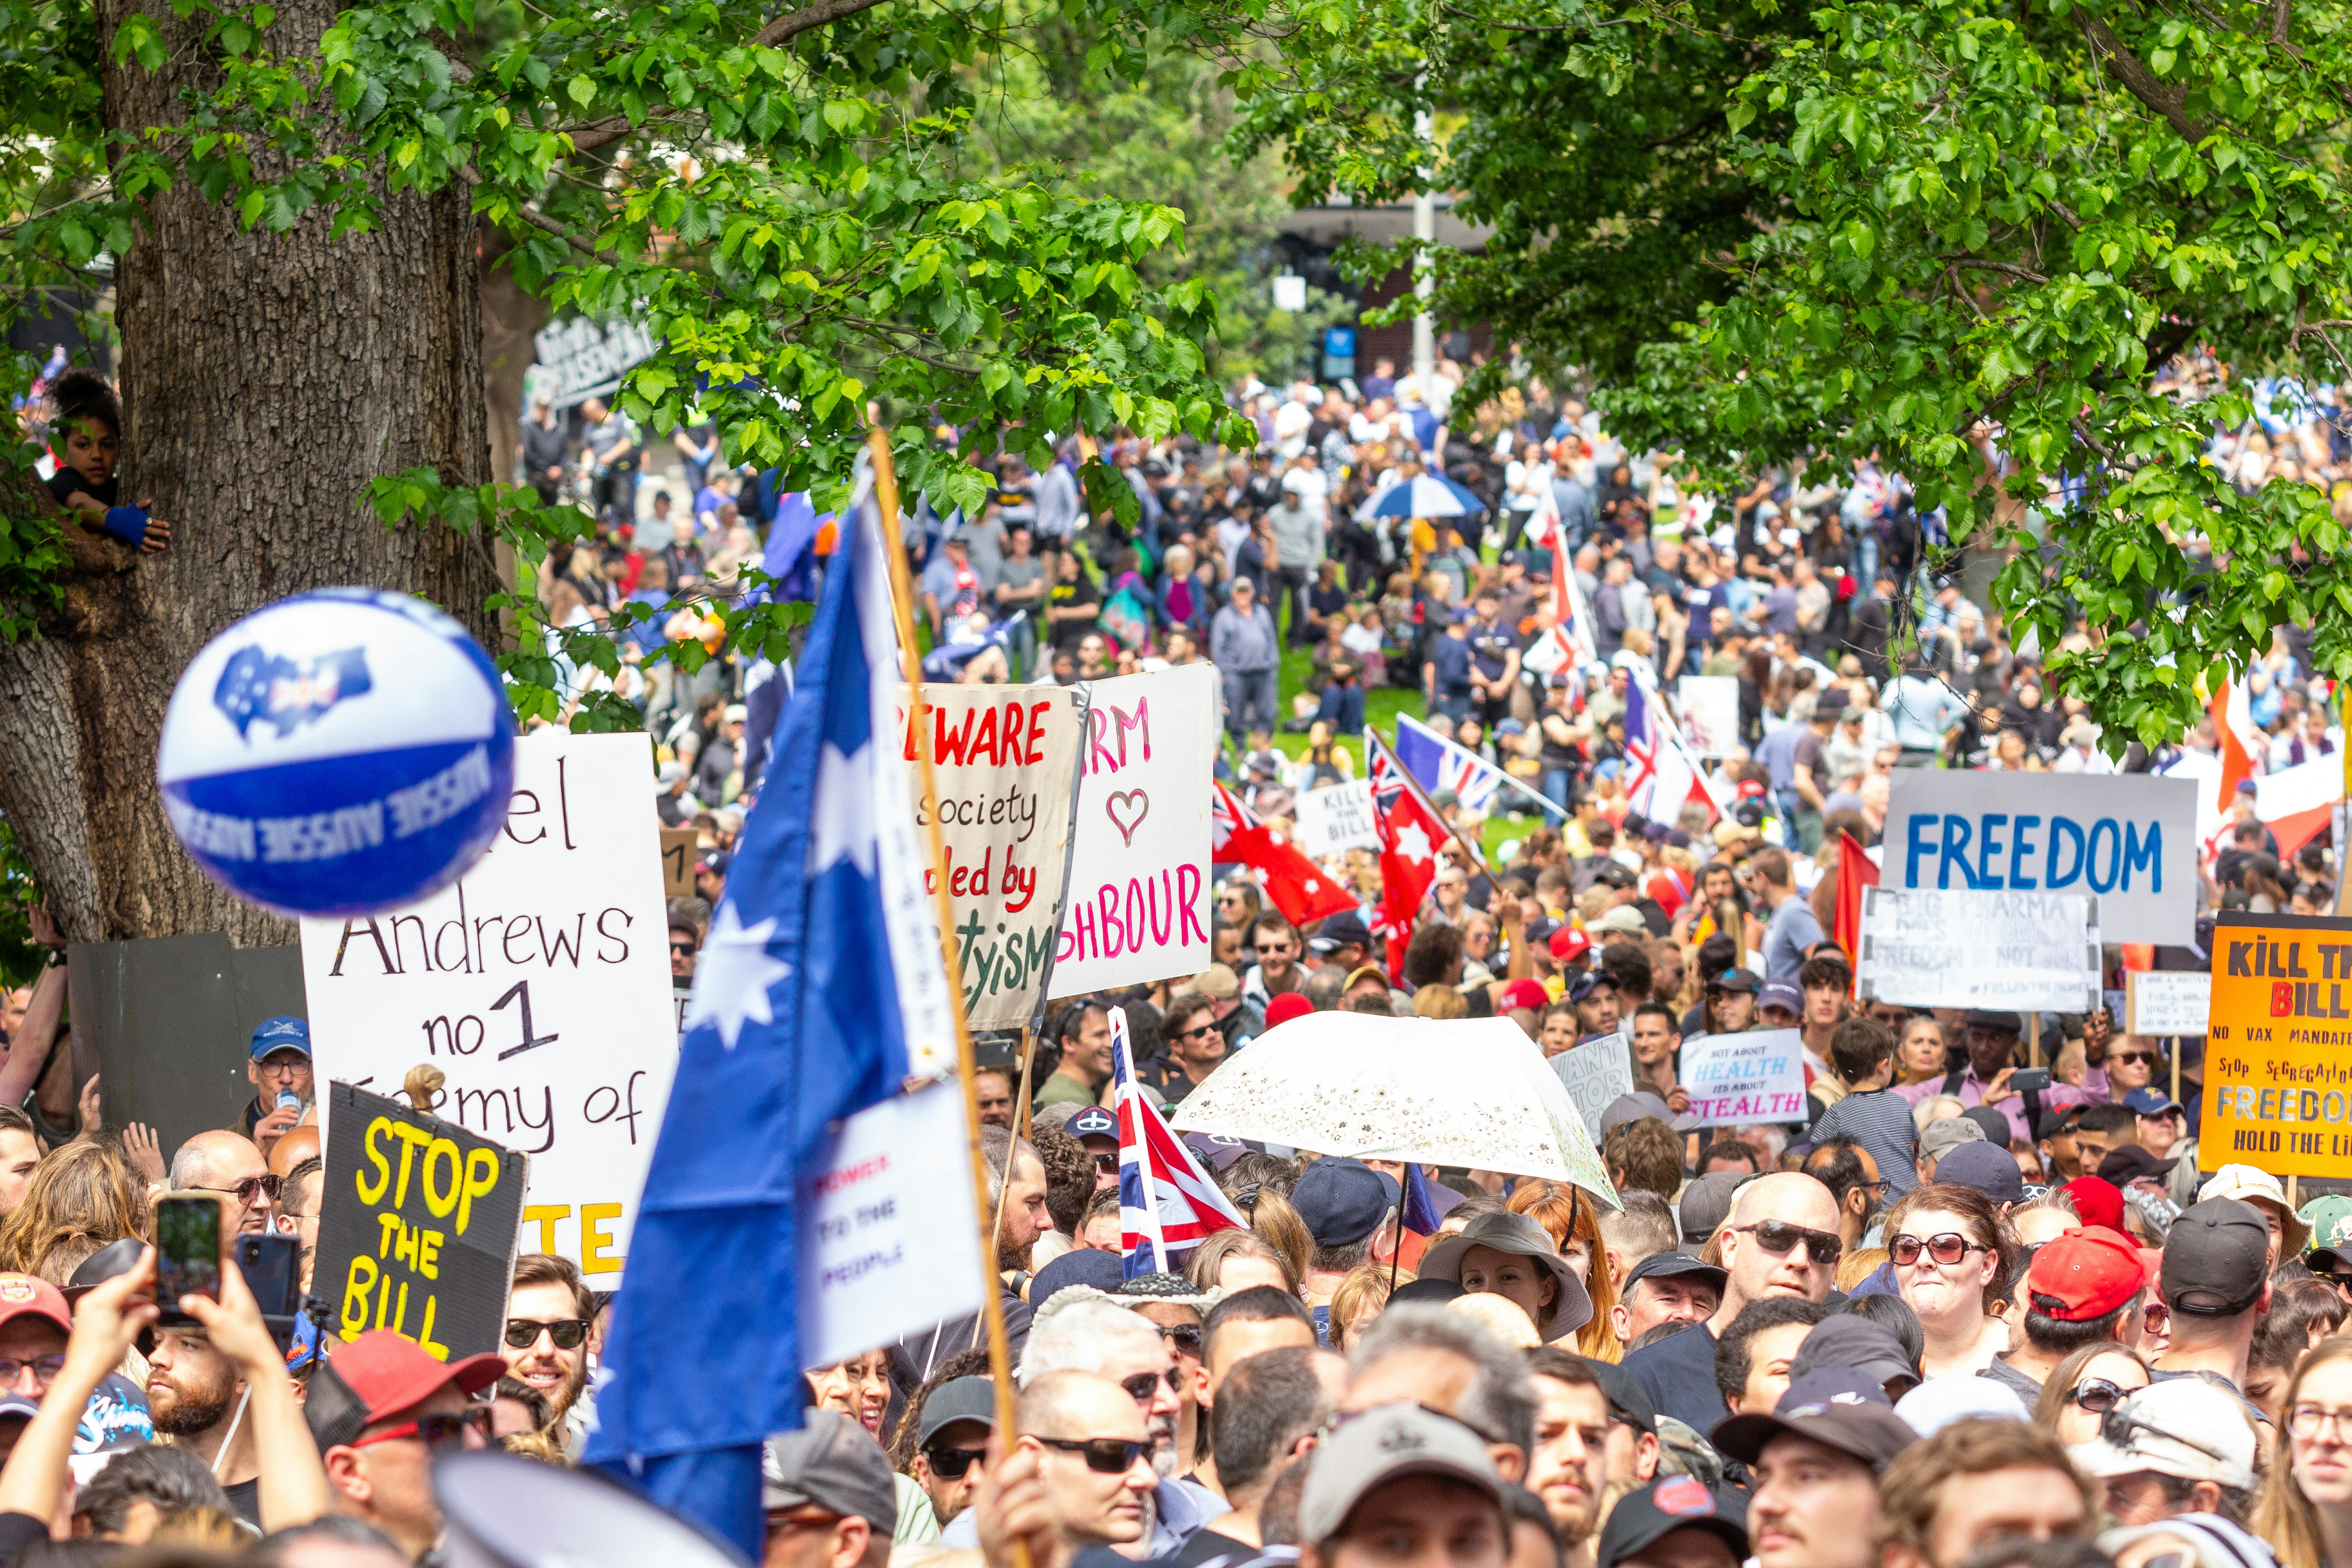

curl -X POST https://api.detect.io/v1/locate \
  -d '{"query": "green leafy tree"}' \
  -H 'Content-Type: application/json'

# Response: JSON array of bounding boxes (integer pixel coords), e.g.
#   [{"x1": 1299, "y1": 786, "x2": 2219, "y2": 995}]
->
[{"x1": 1247, "y1": 0, "x2": 2352, "y2": 745}]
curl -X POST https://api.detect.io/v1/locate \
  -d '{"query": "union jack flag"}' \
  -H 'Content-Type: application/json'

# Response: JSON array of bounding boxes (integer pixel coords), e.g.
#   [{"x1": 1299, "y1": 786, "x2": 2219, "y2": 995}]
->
[
  {"x1": 1623, "y1": 677, "x2": 1715, "y2": 825},
  {"x1": 1111, "y1": 1007, "x2": 1244, "y2": 1277}
]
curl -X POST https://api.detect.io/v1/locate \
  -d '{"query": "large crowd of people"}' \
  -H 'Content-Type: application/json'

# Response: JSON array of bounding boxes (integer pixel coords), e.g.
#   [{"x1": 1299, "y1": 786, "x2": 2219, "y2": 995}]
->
[{"x1": 12, "y1": 343, "x2": 2352, "y2": 1568}]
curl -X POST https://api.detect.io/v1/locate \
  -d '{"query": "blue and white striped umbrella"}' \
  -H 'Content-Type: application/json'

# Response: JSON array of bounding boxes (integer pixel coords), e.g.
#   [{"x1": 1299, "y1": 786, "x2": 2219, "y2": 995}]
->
[{"x1": 1356, "y1": 472, "x2": 1490, "y2": 520}]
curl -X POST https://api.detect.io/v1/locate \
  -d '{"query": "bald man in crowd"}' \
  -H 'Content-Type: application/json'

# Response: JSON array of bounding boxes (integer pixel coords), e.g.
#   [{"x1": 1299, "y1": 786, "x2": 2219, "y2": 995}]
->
[{"x1": 169, "y1": 1131, "x2": 273, "y2": 1236}]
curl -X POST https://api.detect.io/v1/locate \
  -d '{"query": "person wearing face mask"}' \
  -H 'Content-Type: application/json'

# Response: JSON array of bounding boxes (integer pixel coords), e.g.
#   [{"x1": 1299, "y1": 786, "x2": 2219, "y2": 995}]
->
[{"x1": 1623, "y1": 1173, "x2": 1842, "y2": 1433}]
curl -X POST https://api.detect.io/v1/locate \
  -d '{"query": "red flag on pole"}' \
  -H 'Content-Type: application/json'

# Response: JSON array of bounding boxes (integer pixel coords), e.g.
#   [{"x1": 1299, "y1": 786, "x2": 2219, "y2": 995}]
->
[
  {"x1": 1365, "y1": 730, "x2": 1446, "y2": 980},
  {"x1": 1833, "y1": 831, "x2": 1878, "y2": 975},
  {"x1": 1210, "y1": 783, "x2": 1357, "y2": 927}
]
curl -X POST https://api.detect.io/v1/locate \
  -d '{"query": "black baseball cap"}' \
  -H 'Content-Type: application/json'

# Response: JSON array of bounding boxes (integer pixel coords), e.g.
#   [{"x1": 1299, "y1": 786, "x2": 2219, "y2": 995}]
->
[
  {"x1": 916, "y1": 1377, "x2": 999, "y2": 1450},
  {"x1": 1293, "y1": 1158, "x2": 1400, "y2": 1248},
  {"x1": 2094, "y1": 1145, "x2": 2179, "y2": 1186},
  {"x1": 1311, "y1": 912, "x2": 1374, "y2": 954},
  {"x1": 1711, "y1": 1368, "x2": 1918, "y2": 1472},
  {"x1": 1580, "y1": 1356, "x2": 1658, "y2": 1436},
  {"x1": 1621, "y1": 1251, "x2": 1728, "y2": 1299},
  {"x1": 2162, "y1": 1198, "x2": 2271, "y2": 1317},
  {"x1": 1596, "y1": 1475, "x2": 1748, "y2": 1568},
  {"x1": 1707, "y1": 969, "x2": 1759, "y2": 995}
]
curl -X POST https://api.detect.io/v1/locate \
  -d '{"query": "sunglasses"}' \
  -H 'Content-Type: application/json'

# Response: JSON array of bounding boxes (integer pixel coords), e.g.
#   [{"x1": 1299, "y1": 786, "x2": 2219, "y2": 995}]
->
[
  {"x1": 2107, "y1": 1051, "x2": 2160, "y2": 1066},
  {"x1": 505, "y1": 1317, "x2": 592, "y2": 1350},
  {"x1": 1150, "y1": 1323, "x2": 1205, "y2": 1357},
  {"x1": 2066, "y1": 1377, "x2": 2139, "y2": 1415},
  {"x1": 1730, "y1": 1220, "x2": 1841, "y2": 1265},
  {"x1": 352, "y1": 1405, "x2": 494, "y2": 1453},
  {"x1": 1175, "y1": 1024, "x2": 1220, "y2": 1042},
  {"x1": 1891, "y1": 1232, "x2": 1992, "y2": 1268},
  {"x1": 1092, "y1": 1153, "x2": 1119, "y2": 1175},
  {"x1": 1118, "y1": 1369, "x2": 1181, "y2": 1404},
  {"x1": 669, "y1": 941, "x2": 697, "y2": 956},
  {"x1": 925, "y1": 1446, "x2": 989, "y2": 1480},
  {"x1": 190, "y1": 1174, "x2": 282, "y2": 1206},
  {"x1": 1038, "y1": 1436, "x2": 1150, "y2": 1474}
]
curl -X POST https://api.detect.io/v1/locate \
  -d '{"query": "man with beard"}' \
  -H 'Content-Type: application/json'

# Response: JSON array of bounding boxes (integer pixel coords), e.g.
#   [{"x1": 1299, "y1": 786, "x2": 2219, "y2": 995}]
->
[
  {"x1": 1799, "y1": 1141, "x2": 1886, "y2": 1258},
  {"x1": 147, "y1": 1320, "x2": 263, "y2": 1522},
  {"x1": 1525, "y1": 1350, "x2": 1611, "y2": 1568},
  {"x1": 501, "y1": 1254, "x2": 596, "y2": 1449}
]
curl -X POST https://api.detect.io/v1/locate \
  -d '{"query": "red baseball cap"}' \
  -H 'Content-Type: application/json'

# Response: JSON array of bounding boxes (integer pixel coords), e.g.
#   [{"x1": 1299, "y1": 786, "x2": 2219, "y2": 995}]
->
[
  {"x1": 304, "y1": 1329, "x2": 505, "y2": 1450},
  {"x1": 1549, "y1": 928, "x2": 1592, "y2": 963},
  {"x1": 2063, "y1": 1176, "x2": 2128, "y2": 1237},
  {"x1": 2024, "y1": 1227, "x2": 2145, "y2": 1321},
  {"x1": 1497, "y1": 979, "x2": 1550, "y2": 1014},
  {"x1": 0, "y1": 1274, "x2": 70, "y2": 1336},
  {"x1": 1264, "y1": 993, "x2": 1315, "y2": 1029}
]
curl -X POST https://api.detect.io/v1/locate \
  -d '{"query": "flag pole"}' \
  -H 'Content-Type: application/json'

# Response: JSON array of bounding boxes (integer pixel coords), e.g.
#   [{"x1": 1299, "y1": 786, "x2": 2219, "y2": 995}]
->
[{"x1": 866, "y1": 426, "x2": 1025, "y2": 1476}]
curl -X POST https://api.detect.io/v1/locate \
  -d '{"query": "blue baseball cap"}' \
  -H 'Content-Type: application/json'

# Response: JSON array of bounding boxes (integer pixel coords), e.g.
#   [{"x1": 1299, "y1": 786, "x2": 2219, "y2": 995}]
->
[
  {"x1": 1068, "y1": 1107, "x2": 1118, "y2": 1145},
  {"x1": 2122, "y1": 1087, "x2": 2183, "y2": 1119},
  {"x1": 249, "y1": 1015, "x2": 310, "y2": 1061},
  {"x1": 1292, "y1": 1157, "x2": 1400, "y2": 1249}
]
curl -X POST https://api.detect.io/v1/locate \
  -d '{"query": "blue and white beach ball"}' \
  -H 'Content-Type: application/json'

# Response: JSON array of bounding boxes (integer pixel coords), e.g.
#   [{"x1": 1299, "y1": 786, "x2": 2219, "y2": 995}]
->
[{"x1": 157, "y1": 588, "x2": 514, "y2": 917}]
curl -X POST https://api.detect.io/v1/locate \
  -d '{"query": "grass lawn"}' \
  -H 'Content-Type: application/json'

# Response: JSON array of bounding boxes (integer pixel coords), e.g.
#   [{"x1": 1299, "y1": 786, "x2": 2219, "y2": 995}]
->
[{"x1": 1262, "y1": 608, "x2": 1554, "y2": 867}]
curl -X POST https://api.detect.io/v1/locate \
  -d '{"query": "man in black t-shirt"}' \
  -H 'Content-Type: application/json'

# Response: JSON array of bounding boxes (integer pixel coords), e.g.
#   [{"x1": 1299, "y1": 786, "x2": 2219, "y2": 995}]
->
[
  {"x1": 1425, "y1": 612, "x2": 1478, "y2": 723},
  {"x1": 1466, "y1": 591, "x2": 1522, "y2": 730}
]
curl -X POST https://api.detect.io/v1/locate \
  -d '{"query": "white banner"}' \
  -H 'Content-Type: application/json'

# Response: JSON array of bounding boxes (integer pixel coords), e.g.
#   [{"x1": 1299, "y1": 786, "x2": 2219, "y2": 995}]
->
[
  {"x1": 1882, "y1": 772, "x2": 2195, "y2": 945},
  {"x1": 2127, "y1": 970, "x2": 2212, "y2": 1038},
  {"x1": 1677, "y1": 676, "x2": 1742, "y2": 759},
  {"x1": 1855, "y1": 886, "x2": 2102, "y2": 1011},
  {"x1": 897, "y1": 686, "x2": 1081, "y2": 1029},
  {"x1": 1051, "y1": 666, "x2": 1215, "y2": 995},
  {"x1": 300, "y1": 731, "x2": 678, "y2": 1282},
  {"x1": 1550, "y1": 1039, "x2": 1635, "y2": 1143},
  {"x1": 1292, "y1": 779, "x2": 1379, "y2": 854},
  {"x1": 1680, "y1": 1028, "x2": 1808, "y2": 1126},
  {"x1": 799, "y1": 1082, "x2": 985, "y2": 1369}
]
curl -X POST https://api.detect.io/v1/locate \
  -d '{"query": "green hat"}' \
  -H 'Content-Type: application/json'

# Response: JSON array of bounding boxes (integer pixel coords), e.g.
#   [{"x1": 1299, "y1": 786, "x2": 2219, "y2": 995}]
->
[{"x1": 2301, "y1": 1195, "x2": 2352, "y2": 1264}]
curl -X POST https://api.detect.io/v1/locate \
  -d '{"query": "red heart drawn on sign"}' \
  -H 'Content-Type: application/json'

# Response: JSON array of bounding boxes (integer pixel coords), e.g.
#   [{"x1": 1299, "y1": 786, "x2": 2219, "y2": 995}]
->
[{"x1": 1106, "y1": 789, "x2": 1150, "y2": 847}]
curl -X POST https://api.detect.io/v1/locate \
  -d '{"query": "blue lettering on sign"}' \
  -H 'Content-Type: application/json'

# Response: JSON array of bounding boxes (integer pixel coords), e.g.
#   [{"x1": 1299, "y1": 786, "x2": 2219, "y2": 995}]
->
[{"x1": 1899, "y1": 812, "x2": 2166, "y2": 894}]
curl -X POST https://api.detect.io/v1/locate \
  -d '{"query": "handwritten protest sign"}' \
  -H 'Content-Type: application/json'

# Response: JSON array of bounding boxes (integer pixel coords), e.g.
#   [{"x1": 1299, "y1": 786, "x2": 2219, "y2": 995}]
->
[
  {"x1": 1550, "y1": 1039, "x2": 1635, "y2": 1143},
  {"x1": 659, "y1": 828, "x2": 697, "y2": 900},
  {"x1": 2198, "y1": 912, "x2": 2352, "y2": 1176},
  {"x1": 1680, "y1": 1029, "x2": 1807, "y2": 1125},
  {"x1": 2127, "y1": 970, "x2": 2212, "y2": 1037},
  {"x1": 1855, "y1": 887, "x2": 2101, "y2": 1012},
  {"x1": 301, "y1": 731, "x2": 678, "y2": 1281},
  {"x1": 1678, "y1": 677, "x2": 1741, "y2": 758},
  {"x1": 1883, "y1": 773, "x2": 2195, "y2": 945},
  {"x1": 896, "y1": 686, "x2": 1081, "y2": 1028},
  {"x1": 315, "y1": 1082, "x2": 526, "y2": 1360},
  {"x1": 1052, "y1": 666, "x2": 1215, "y2": 995},
  {"x1": 1292, "y1": 780, "x2": 1378, "y2": 854},
  {"x1": 799, "y1": 1081, "x2": 986, "y2": 1367}
]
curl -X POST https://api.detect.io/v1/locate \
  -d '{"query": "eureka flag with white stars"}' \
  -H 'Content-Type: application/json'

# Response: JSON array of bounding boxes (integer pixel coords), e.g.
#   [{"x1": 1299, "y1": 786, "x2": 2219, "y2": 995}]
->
[{"x1": 588, "y1": 459, "x2": 954, "y2": 1558}]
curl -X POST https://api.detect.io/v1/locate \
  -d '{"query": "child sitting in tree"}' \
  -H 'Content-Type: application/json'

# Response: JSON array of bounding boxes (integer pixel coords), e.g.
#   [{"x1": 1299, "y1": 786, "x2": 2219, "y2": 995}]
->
[{"x1": 44, "y1": 370, "x2": 171, "y2": 554}]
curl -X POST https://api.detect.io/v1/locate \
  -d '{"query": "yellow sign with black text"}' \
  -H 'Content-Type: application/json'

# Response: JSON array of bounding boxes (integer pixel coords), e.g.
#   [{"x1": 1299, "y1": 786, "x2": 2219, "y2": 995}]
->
[
  {"x1": 2200, "y1": 912, "x2": 2352, "y2": 1177},
  {"x1": 316, "y1": 1081, "x2": 527, "y2": 1360}
]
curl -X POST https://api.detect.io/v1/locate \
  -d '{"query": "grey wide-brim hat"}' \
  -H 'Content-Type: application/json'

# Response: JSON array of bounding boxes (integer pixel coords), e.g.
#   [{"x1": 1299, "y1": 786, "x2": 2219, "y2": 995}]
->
[{"x1": 1415, "y1": 1210, "x2": 1594, "y2": 1343}]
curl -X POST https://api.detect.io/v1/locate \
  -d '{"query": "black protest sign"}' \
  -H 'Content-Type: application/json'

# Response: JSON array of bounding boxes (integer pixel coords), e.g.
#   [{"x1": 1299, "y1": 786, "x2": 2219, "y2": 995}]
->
[{"x1": 318, "y1": 1081, "x2": 525, "y2": 1361}]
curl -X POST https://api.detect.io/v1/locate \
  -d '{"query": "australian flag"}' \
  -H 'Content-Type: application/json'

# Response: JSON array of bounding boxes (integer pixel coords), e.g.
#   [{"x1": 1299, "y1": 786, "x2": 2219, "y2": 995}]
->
[
  {"x1": 1109, "y1": 1007, "x2": 1243, "y2": 1279},
  {"x1": 587, "y1": 461, "x2": 954, "y2": 1558}
]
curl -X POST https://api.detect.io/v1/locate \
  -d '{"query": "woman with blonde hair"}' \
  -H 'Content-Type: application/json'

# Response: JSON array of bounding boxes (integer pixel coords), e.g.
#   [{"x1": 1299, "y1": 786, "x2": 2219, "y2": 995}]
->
[
  {"x1": 1328, "y1": 1262, "x2": 1393, "y2": 1352},
  {"x1": 1504, "y1": 1180, "x2": 1624, "y2": 1361},
  {"x1": 1413, "y1": 985, "x2": 1467, "y2": 1020},
  {"x1": 1185, "y1": 1226, "x2": 1301, "y2": 1297},
  {"x1": 0, "y1": 1136, "x2": 150, "y2": 1285},
  {"x1": 2255, "y1": 1335, "x2": 2352, "y2": 1568},
  {"x1": 1238, "y1": 1186, "x2": 1313, "y2": 1290}
]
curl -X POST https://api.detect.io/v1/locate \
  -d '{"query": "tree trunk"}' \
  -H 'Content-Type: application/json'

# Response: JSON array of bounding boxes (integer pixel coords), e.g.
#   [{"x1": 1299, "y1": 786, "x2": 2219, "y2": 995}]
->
[{"x1": 0, "y1": 0, "x2": 496, "y2": 947}]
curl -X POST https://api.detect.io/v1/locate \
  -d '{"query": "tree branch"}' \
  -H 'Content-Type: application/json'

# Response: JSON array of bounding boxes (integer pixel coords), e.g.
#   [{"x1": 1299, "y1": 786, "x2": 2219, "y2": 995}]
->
[
  {"x1": 2271, "y1": 0, "x2": 2293, "y2": 49},
  {"x1": 2074, "y1": 12, "x2": 2209, "y2": 144},
  {"x1": 1942, "y1": 256, "x2": 2051, "y2": 284}
]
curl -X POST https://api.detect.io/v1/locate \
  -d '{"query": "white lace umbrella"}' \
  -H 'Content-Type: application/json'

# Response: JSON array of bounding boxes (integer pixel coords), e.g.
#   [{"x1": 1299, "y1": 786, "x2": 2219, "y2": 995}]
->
[{"x1": 1169, "y1": 1013, "x2": 1618, "y2": 1204}]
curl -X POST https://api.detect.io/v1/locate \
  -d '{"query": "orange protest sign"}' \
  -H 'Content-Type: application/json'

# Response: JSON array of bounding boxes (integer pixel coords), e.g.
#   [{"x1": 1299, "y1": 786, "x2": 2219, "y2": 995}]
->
[{"x1": 2200, "y1": 911, "x2": 2352, "y2": 1176}]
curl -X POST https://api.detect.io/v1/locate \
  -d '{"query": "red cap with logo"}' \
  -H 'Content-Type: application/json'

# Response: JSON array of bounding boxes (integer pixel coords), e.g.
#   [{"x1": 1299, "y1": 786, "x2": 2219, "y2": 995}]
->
[
  {"x1": 0, "y1": 1274, "x2": 72, "y2": 1336},
  {"x1": 1549, "y1": 928, "x2": 1592, "y2": 964},
  {"x1": 1497, "y1": 979, "x2": 1551, "y2": 1014},
  {"x1": 2024, "y1": 1226, "x2": 2145, "y2": 1321},
  {"x1": 304, "y1": 1329, "x2": 505, "y2": 1450}
]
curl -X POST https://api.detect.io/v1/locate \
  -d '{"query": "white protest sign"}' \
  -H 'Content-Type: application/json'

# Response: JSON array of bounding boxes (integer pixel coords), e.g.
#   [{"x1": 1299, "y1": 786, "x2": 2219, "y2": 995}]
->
[
  {"x1": 1855, "y1": 886, "x2": 2101, "y2": 1011},
  {"x1": 798, "y1": 1081, "x2": 985, "y2": 1368},
  {"x1": 1550, "y1": 1039, "x2": 1635, "y2": 1143},
  {"x1": 1678, "y1": 676, "x2": 1742, "y2": 758},
  {"x1": 1882, "y1": 772, "x2": 2195, "y2": 945},
  {"x1": 1680, "y1": 1028, "x2": 1807, "y2": 1126},
  {"x1": 301, "y1": 731, "x2": 678, "y2": 1282},
  {"x1": 897, "y1": 686, "x2": 1081, "y2": 1029},
  {"x1": 1051, "y1": 665, "x2": 1215, "y2": 995},
  {"x1": 2127, "y1": 970, "x2": 2212, "y2": 1037},
  {"x1": 1292, "y1": 779, "x2": 1379, "y2": 854}
]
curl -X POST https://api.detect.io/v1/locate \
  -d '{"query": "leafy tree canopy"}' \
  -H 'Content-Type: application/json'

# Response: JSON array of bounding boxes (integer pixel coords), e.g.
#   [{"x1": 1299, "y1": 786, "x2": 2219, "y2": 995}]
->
[{"x1": 1244, "y1": 0, "x2": 2352, "y2": 745}]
